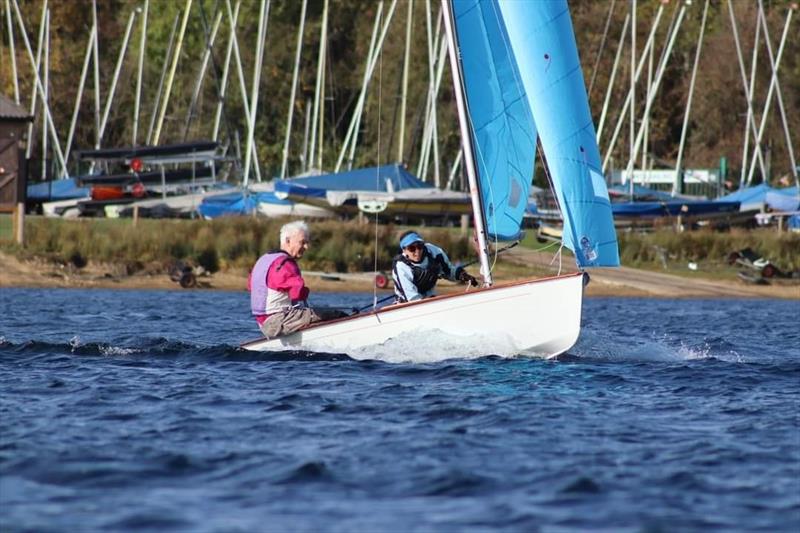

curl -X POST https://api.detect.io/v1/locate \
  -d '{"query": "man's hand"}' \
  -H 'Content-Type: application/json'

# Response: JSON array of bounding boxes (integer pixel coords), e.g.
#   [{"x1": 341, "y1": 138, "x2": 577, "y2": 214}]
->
[{"x1": 459, "y1": 270, "x2": 479, "y2": 287}]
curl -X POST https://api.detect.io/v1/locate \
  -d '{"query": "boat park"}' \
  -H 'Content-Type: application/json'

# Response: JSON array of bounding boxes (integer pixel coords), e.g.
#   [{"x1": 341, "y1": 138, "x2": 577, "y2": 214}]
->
[{"x1": 1, "y1": 1, "x2": 797, "y2": 237}]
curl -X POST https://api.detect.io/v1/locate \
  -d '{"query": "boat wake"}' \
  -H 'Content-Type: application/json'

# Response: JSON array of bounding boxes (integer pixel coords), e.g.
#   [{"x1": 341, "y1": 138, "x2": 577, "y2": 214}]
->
[
  {"x1": 0, "y1": 337, "x2": 352, "y2": 363},
  {"x1": 571, "y1": 328, "x2": 747, "y2": 363},
  {"x1": 342, "y1": 329, "x2": 530, "y2": 364},
  {"x1": 3, "y1": 328, "x2": 750, "y2": 366},
  {"x1": 0, "y1": 329, "x2": 540, "y2": 365}
]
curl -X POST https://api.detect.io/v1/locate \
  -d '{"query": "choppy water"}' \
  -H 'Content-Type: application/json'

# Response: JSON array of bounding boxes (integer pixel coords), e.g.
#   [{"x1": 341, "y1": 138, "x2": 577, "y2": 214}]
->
[{"x1": 1, "y1": 288, "x2": 798, "y2": 532}]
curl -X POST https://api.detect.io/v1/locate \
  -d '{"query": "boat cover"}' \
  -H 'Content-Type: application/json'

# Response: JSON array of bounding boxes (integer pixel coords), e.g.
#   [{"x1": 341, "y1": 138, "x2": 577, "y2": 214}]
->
[
  {"x1": 197, "y1": 190, "x2": 291, "y2": 218},
  {"x1": 612, "y1": 200, "x2": 740, "y2": 217},
  {"x1": 27, "y1": 178, "x2": 90, "y2": 201},
  {"x1": 273, "y1": 164, "x2": 430, "y2": 201},
  {"x1": 715, "y1": 183, "x2": 799, "y2": 212}
]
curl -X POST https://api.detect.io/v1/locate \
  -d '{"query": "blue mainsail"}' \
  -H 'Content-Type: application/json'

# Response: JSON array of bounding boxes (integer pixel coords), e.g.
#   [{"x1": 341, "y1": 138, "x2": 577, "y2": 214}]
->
[
  {"x1": 452, "y1": 0, "x2": 537, "y2": 241},
  {"x1": 497, "y1": 0, "x2": 620, "y2": 267}
]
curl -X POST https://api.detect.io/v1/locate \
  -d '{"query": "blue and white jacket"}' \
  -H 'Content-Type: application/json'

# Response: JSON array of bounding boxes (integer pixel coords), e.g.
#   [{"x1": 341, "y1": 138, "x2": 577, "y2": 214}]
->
[{"x1": 392, "y1": 243, "x2": 462, "y2": 303}]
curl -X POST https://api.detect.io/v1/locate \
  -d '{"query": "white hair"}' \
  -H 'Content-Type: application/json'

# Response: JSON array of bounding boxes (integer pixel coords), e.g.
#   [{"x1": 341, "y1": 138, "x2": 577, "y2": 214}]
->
[{"x1": 279, "y1": 220, "x2": 309, "y2": 244}]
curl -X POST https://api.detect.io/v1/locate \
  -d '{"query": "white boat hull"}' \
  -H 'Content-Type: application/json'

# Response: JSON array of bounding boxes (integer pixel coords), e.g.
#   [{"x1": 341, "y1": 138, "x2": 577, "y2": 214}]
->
[
  {"x1": 256, "y1": 201, "x2": 334, "y2": 219},
  {"x1": 241, "y1": 272, "x2": 585, "y2": 359}
]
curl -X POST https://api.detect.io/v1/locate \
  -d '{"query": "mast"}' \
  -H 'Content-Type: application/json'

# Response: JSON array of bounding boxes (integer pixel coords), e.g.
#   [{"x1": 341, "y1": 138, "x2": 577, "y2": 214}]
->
[
  {"x1": 212, "y1": 0, "x2": 240, "y2": 143},
  {"x1": 301, "y1": 97, "x2": 311, "y2": 172},
  {"x1": 11, "y1": 0, "x2": 66, "y2": 176},
  {"x1": 64, "y1": 25, "x2": 95, "y2": 166},
  {"x1": 740, "y1": 8, "x2": 760, "y2": 187},
  {"x1": 748, "y1": 1, "x2": 796, "y2": 187},
  {"x1": 25, "y1": 0, "x2": 46, "y2": 161},
  {"x1": 441, "y1": 0, "x2": 492, "y2": 286},
  {"x1": 601, "y1": 1, "x2": 665, "y2": 173},
  {"x1": 4, "y1": 0, "x2": 20, "y2": 103},
  {"x1": 727, "y1": 0, "x2": 768, "y2": 186},
  {"x1": 280, "y1": 0, "x2": 308, "y2": 180},
  {"x1": 98, "y1": 9, "x2": 137, "y2": 147},
  {"x1": 153, "y1": 0, "x2": 193, "y2": 145},
  {"x1": 673, "y1": 0, "x2": 709, "y2": 196},
  {"x1": 622, "y1": 1, "x2": 689, "y2": 188},
  {"x1": 308, "y1": 0, "x2": 328, "y2": 172},
  {"x1": 629, "y1": 0, "x2": 635, "y2": 196},
  {"x1": 42, "y1": 9, "x2": 49, "y2": 179},
  {"x1": 588, "y1": 0, "x2": 616, "y2": 98},
  {"x1": 225, "y1": 0, "x2": 262, "y2": 182},
  {"x1": 397, "y1": 0, "x2": 413, "y2": 163},
  {"x1": 133, "y1": 0, "x2": 148, "y2": 146},
  {"x1": 596, "y1": 13, "x2": 629, "y2": 144},
  {"x1": 744, "y1": 3, "x2": 791, "y2": 186},
  {"x1": 316, "y1": 40, "x2": 326, "y2": 171},
  {"x1": 242, "y1": 0, "x2": 270, "y2": 187},
  {"x1": 416, "y1": 0, "x2": 435, "y2": 179},
  {"x1": 146, "y1": 13, "x2": 178, "y2": 145},
  {"x1": 91, "y1": 0, "x2": 100, "y2": 147},
  {"x1": 183, "y1": 8, "x2": 223, "y2": 141}
]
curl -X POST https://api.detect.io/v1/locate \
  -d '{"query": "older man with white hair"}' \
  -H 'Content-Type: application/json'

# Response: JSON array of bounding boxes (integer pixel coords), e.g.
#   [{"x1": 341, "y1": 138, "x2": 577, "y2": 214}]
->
[{"x1": 249, "y1": 221, "x2": 343, "y2": 338}]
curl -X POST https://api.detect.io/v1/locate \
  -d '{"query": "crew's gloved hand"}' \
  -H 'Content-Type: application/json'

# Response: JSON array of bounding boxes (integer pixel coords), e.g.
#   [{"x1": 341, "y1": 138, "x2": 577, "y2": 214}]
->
[{"x1": 459, "y1": 270, "x2": 479, "y2": 287}]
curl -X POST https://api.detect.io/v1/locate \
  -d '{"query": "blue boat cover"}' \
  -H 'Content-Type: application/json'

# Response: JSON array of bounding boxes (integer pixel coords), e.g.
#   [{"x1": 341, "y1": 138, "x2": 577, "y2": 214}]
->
[
  {"x1": 27, "y1": 178, "x2": 90, "y2": 201},
  {"x1": 453, "y1": 0, "x2": 537, "y2": 241},
  {"x1": 716, "y1": 183, "x2": 799, "y2": 211},
  {"x1": 198, "y1": 190, "x2": 292, "y2": 219},
  {"x1": 274, "y1": 164, "x2": 430, "y2": 200},
  {"x1": 612, "y1": 200, "x2": 740, "y2": 218},
  {"x1": 765, "y1": 186, "x2": 800, "y2": 212},
  {"x1": 715, "y1": 183, "x2": 771, "y2": 208},
  {"x1": 497, "y1": 0, "x2": 619, "y2": 267}
]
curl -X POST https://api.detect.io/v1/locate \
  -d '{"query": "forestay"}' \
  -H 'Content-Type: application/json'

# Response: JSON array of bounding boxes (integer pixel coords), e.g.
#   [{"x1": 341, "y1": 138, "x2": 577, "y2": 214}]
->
[{"x1": 498, "y1": 0, "x2": 620, "y2": 267}]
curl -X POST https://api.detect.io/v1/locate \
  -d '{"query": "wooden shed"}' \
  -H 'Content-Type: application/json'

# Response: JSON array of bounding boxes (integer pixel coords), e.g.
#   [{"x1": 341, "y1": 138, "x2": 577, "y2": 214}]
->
[{"x1": 0, "y1": 94, "x2": 33, "y2": 243}]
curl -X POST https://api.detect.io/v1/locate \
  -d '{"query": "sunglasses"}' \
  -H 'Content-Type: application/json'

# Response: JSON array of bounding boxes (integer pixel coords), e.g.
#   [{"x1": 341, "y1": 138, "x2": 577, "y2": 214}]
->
[{"x1": 405, "y1": 243, "x2": 424, "y2": 252}]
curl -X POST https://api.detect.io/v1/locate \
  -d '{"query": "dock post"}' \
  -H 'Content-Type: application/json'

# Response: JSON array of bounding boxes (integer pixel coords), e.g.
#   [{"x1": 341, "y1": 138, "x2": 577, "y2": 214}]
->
[{"x1": 14, "y1": 202, "x2": 24, "y2": 245}]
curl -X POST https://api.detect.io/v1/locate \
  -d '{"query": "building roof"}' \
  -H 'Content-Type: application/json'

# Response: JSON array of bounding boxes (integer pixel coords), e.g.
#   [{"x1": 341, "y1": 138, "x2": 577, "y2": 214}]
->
[{"x1": 0, "y1": 94, "x2": 33, "y2": 121}]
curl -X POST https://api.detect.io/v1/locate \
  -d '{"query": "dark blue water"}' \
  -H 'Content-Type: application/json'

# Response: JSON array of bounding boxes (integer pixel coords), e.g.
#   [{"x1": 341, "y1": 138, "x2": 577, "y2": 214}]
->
[{"x1": 1, "y1": 288, "x2": 798, "y2": 532}]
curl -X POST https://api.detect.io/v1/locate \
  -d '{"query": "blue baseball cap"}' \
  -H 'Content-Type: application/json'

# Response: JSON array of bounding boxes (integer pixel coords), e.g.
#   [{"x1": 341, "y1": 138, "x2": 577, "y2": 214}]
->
[{"x1": 399, "y1": 232, "x2": 424, "y2": 249}]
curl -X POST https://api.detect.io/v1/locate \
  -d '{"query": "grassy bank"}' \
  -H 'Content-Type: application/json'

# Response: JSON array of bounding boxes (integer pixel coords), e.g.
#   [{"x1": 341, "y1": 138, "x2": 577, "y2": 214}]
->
[
  {"x1": 617, "y1": 228, "x2": 799, "y2": 272},
  {"x1": 0, "y1": 216, "x2": 474, "y2": 275},
  {"x1": 1, "y1": 215, "x2": 798, "y2": 276}
]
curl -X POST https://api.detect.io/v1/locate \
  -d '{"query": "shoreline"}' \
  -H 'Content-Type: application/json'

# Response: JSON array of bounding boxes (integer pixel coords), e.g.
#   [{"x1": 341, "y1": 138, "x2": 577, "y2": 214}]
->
[{"x1": 1, "y1": 252, "x2": 797, "y2": 299}]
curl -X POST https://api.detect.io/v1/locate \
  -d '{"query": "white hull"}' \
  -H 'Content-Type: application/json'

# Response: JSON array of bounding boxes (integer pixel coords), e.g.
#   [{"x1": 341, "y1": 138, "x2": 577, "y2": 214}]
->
[
  {"x1": 256, "y1": 201, "x2": 334, "y2": 219},
  {"x1": 241, "y1": 272, "x2": 585, "y2": 359}
]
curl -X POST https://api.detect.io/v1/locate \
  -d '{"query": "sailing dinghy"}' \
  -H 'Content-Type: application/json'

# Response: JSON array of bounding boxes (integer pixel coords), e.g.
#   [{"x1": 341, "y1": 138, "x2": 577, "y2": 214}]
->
[{"x1": 242, "y1": 0, "x2": 619, "y2": 358}]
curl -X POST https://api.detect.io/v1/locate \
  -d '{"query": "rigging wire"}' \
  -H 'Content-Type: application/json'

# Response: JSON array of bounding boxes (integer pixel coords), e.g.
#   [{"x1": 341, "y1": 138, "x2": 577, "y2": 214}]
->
[
  {"x1": 587, "y1": 0, "x2": 616, "y2": 98},
  {"x1": 536, "y1": 140, "x2": 566, "y2": 276}
]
